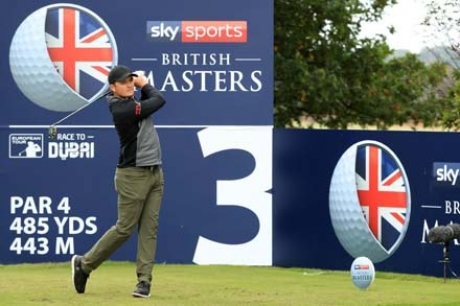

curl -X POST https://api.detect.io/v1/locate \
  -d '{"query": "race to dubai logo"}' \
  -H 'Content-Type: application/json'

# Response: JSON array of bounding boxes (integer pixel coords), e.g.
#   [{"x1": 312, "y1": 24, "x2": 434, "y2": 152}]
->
[
  {"x1": 329, "y1": 140, "x2": 411, "y2": 263},
  {"x1": 9, "y1": 3, "x2": 118, "y2": 112}
]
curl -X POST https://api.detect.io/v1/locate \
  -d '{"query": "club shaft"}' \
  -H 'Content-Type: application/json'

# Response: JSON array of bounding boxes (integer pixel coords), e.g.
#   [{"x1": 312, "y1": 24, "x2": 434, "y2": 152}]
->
[
  {"x1": 50, "y1": 91, "x2": 110, "y2": 126},
  {"x1": 51, "y1": 102, "x2": 94, "y2": 126}
]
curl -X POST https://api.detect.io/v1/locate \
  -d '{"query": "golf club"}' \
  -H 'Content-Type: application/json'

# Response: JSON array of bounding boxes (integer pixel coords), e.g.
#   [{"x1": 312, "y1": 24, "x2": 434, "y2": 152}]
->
[{"x1": 48, "y1": 90, "x2": 111, "y2": 139}]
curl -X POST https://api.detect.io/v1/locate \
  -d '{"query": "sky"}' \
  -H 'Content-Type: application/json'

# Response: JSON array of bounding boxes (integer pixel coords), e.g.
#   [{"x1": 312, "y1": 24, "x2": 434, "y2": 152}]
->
[{"x1": 360, "y1": 0, "x2": 446, "y2": 53}]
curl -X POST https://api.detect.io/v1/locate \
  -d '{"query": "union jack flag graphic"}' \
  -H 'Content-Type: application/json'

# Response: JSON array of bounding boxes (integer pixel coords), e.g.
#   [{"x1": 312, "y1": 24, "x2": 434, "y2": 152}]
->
[
  {"x1": 356, "y1": 144, "x2": 409, "y2": 251},
  {"x1": 45, "y1": 7, "x2": 116, "y2": 100}
]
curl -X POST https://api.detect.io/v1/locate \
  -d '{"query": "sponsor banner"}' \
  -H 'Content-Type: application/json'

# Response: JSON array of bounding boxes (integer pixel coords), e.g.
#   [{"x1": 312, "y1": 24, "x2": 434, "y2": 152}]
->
[
  {"x1": 4, "y1": 126, "x2": 460, "y2": 277},
  {"x1": 2, "y1": 0, "x2": 273, "y2": 126},
  {"x1": 0, "y1": 0, "x2": 272, "y2": 267},
  {"x1": 273, "y1": 129, "x2": 460, "y2": 277},
  {"x1": 1, "y1": 0, "x2": 272, "y2": 265},
  {"x1": 0, "y1": 127, "x2": 272, "y2": 265}
]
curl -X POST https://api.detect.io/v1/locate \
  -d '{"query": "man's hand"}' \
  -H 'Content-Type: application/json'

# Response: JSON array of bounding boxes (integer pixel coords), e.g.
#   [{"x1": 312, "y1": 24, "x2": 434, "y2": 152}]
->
[{"x1": 133, "y1": 71, "x2": 148, "y2": 88}]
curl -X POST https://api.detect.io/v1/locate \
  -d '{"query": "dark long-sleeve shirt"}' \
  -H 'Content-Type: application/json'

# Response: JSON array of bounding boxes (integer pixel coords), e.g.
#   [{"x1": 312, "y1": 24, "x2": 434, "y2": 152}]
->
[{"x1": 107, "y1": 84, "x2": 166, "y2": 167}]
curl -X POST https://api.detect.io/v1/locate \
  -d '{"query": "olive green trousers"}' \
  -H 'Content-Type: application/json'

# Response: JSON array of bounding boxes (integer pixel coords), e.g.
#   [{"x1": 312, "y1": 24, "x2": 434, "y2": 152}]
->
[{"x1": 81, "y1": 165, "x2": 164, "y2": 283}]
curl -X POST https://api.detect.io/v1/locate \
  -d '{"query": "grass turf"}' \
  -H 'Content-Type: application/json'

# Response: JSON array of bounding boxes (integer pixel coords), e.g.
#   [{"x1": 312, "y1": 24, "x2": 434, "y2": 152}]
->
[{"x1": 0, "y1": 262, "x2": 459, "y2": 305}]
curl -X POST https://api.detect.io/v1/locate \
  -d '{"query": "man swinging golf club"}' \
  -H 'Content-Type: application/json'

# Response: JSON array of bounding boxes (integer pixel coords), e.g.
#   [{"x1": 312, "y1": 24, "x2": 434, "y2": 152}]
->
[{"x1": 71, "y1": 65, "x2": 166, "y2": 298}]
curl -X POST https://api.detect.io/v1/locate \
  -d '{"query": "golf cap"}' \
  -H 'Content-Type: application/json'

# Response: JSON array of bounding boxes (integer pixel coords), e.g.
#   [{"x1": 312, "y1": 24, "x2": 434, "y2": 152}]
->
[{"x1": 108, "y1": 65, "x2": 138, "y2": 84}]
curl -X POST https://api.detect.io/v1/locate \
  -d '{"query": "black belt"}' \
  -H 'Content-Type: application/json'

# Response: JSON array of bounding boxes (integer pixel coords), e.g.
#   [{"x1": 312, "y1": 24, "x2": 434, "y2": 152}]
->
[{"x1": 139, "y1": 165, "x2": 159, "y2": 171}]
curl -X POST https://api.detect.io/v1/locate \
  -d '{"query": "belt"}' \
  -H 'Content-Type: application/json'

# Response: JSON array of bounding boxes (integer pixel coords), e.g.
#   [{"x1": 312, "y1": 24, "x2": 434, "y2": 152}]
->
[{"x1": 139, "y1": 165, "x2": 159, "y2": 171}]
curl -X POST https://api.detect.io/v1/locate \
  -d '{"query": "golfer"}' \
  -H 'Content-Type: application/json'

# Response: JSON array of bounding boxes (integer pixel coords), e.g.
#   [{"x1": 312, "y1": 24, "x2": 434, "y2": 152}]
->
[{"x1": 71, "y1": 65, "x2": 166, "y2": 298}]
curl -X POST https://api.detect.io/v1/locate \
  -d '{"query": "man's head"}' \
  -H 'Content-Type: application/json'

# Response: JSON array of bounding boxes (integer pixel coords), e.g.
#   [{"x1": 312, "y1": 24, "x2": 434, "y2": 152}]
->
[{"x1": 108, "y1": 65, "x2": 138, "y2": 98}]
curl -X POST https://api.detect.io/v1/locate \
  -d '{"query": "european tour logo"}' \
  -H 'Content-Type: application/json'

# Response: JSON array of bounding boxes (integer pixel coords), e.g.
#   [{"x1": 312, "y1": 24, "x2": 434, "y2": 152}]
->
[{"x1": 146, "y1": 21, "x2": 247, "y2": 43}]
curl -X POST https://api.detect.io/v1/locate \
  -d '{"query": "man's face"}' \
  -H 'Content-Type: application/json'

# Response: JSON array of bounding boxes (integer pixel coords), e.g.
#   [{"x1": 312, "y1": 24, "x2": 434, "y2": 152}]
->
[{"x1": 110, "y1": 76, "x2": 135, "y2": 98}]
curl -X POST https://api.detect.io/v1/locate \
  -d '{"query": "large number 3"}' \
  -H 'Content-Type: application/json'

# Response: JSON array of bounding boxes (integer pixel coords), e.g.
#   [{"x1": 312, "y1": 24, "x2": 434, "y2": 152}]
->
[{"x1": 193, "y1": 127, "x2": 272, "y2": 265}]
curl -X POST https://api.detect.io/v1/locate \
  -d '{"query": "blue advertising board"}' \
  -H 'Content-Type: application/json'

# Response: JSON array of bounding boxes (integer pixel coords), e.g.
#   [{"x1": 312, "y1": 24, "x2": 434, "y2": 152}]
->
[
  {"x1": 3, "y1": 0, "x2": 273, "y2": 126},
  {"x1": 0, "y1": 0, "x2": 273, "y2": 266},
  {"x1": 2, "y1": 127, "x2": 273, "y2": 265},
  {"x1": 273, "y1": 129, "x2": 460, "y2": 277}
]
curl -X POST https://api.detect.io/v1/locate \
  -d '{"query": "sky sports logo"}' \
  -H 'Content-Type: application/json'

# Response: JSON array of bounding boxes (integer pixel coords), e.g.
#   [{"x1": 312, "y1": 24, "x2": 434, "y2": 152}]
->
[
  {"x1": 354, "y1": 264, "x2": 370, "y2": 270},
  {"x1": 147, "y1": 21, "x2": 247, "y2": 43},
  {"x1": 434, "y1": 162, "x2": 460, "y2": 186}
]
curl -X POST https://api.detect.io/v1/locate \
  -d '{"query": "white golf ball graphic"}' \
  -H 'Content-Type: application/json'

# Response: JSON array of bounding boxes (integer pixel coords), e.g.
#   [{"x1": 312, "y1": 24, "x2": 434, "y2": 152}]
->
[
  {"x1": 9, "y1": 3, "x2": 117, "y2": 112},
  {"x1": 350, "y1": 256, "x2": 375, "y2": 290},
  {"x1": 329, "y1": 140, "x2": 411, "y2": 263}
]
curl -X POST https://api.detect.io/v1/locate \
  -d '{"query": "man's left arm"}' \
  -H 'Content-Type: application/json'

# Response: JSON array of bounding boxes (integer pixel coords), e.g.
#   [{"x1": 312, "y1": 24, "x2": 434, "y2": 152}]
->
[{"x1": 137, "y1": 84, "x2": 166, "y2": 119}]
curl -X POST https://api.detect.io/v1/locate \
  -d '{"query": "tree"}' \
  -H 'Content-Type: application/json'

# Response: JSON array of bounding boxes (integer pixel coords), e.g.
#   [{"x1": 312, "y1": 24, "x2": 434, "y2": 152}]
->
[
  {"x1": 423, "y1": 0, "x2": 460, "y2": 69},
  {"x1": 275, "y1": 0, "x2": 450, "y2": 129},
  {"x1": 422, "y1": 0, "x2": 460, "y2": 130}
]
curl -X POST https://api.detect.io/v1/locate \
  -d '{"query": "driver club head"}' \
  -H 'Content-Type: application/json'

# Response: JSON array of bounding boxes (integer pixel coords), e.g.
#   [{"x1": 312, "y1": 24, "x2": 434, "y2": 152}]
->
[{"x1": 49, "y1": 125, "x2": 57, "y2": 139}]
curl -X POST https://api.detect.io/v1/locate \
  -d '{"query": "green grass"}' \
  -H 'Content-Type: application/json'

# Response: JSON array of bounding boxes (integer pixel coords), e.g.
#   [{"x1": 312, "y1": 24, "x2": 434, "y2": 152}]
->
[{"x1": 0, "y1": 262, "x2": 459, "y2": 305}]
